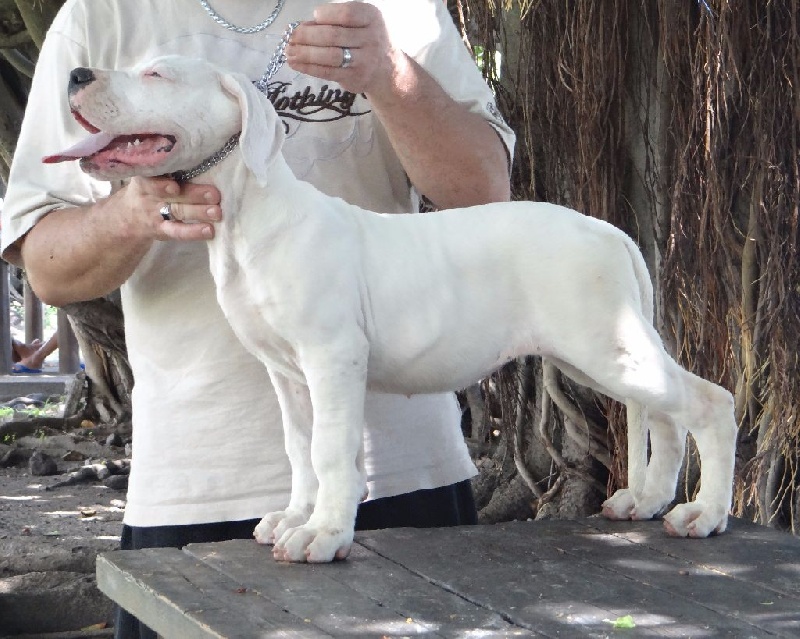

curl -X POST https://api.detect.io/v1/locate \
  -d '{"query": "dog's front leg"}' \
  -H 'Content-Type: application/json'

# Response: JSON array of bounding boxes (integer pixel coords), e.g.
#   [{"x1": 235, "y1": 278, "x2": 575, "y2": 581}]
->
[
  {"x1": 253, "y1": 371, "x2": 318, "y2": 546},
  {"x1": 273, "y1": 339, "x2": 369, "y2": 563}
]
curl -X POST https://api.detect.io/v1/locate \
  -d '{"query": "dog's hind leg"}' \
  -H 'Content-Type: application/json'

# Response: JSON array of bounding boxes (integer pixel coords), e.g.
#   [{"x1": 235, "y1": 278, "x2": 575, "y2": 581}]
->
[
  {"x1": 631, "y1": 411, "x2": 687, "y2": 519},
  {"x1": 575, "y1": 326, "x2": 735, "y2": 537},
  {"x1": 254, "y1": 370, "x2": 318, "y2": 546},
  {"x1": 661, "y1": 374, "x2": 736, "y2": 537},
  {"x1": 601, "y1": 400, "x2": 649, "y2": 520},
  {"x1": 545, "y1": 359, "x2": 652, "y2": 521}
]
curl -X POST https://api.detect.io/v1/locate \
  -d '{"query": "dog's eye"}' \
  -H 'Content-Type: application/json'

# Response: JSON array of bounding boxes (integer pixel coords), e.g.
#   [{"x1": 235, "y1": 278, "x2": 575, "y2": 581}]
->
[{"x1": 144, "y1": 70, "x2": 163, "y2": 79}]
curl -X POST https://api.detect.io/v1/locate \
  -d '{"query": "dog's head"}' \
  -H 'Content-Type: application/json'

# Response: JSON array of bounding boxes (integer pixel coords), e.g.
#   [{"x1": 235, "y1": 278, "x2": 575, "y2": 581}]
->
[{"x1": 44, "y1": 55, "x2": 283, "y2": 185}]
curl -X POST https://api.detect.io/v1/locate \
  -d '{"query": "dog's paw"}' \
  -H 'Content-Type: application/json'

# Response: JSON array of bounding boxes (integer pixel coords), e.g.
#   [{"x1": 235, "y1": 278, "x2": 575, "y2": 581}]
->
[
  {"x1": 630, "y1": 491, "x2": 673, "y2": 521},
  {"x1": 663, "y1": 502, "x2": 728, "y2": 538},
  {"x1": 253, "y1": 508, "x2": 311, "y2": 545},
  {"x1": 273, "y1": 524, "x2": 353, "y2": 563},
  {"x1": 601, "y1": 489, "x2": 636, "y2": 520}
]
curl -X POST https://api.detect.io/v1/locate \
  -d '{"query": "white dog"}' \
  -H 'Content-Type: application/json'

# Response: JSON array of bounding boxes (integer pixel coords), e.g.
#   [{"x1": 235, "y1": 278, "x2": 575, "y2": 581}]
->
[{"x1": 45, "y1": 56, "x2": 737, "y2": 563}]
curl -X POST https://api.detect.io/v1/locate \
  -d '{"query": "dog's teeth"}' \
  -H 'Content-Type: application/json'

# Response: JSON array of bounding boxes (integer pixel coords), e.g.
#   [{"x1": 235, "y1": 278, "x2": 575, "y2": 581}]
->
[{"x1": 134, "y1": 138, "x2": 141, "y2": 146}]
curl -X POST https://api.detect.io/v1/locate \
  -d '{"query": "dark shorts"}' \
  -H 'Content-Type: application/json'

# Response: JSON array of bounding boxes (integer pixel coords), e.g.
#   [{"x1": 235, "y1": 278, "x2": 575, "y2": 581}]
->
[{"x1": 114, "y1": 480, "x2": 476, "y2": 638}]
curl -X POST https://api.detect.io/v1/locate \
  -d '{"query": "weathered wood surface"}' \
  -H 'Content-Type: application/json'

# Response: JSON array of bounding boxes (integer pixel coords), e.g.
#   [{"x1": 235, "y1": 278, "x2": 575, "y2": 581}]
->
[{"x1": 96, "y1": 517, "x2": 800, "y2": 638}]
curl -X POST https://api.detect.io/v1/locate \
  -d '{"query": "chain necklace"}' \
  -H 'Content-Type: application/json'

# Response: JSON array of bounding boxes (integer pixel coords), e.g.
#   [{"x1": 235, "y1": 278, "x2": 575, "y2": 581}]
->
[
  {"x1": 198, "y1": 0, "x2": 298, "y2": 91},
  {"x1": 198, "y1": 0, "x2": 287, "y2": 34}
]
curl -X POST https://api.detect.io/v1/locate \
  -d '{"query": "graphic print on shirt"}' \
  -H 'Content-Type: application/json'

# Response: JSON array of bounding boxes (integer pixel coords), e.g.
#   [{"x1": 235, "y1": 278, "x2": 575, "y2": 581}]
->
[{"x1": 264, "y1": 75, "x2": 373, "y2": 180}]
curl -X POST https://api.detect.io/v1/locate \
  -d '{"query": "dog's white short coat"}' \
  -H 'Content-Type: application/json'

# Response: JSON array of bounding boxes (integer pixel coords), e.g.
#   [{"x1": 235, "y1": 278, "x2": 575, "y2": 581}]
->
[{"x1": 60, "y1": 56, "x2": 737, "y2": 562}]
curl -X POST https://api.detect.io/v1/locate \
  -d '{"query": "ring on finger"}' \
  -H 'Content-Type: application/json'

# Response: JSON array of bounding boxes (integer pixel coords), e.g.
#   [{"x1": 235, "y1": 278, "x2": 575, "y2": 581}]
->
[
  {"x1": 340, "y1": 46, "x2": 353, "y2": 69},
  {"x1": 159, "y1": 203, "x2": 174, "y2": 222}
]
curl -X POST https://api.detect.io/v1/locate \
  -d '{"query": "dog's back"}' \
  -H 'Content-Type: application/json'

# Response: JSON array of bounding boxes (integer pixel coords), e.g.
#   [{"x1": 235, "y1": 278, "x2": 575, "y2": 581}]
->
[{"x1": 350, "y1": 201, "x2": 650, "y2": 393}]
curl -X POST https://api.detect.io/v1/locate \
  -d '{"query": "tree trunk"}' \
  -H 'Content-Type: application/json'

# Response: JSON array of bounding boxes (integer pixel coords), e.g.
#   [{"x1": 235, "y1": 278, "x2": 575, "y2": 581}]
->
[{"x1": 61, "y1": 297, "x2": 132, "y2": 425}]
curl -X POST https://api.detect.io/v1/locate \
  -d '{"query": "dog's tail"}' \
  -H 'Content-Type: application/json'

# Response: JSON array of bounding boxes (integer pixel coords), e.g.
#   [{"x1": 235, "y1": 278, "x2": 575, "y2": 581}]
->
[{"x1": 621, "y1": 233, "x2": 655, "y2": 326}]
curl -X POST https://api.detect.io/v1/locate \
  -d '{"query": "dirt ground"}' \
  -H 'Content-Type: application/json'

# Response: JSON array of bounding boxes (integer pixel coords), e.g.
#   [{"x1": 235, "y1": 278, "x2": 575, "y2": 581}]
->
[
  {"x1": 0, "y1": 428, "x2": 128, "y2": 635},
  {"x1": 0, "y1": 464, "x2": 125, "y2": 568},
  {"x1": 1, "y1": 421, "x2": 129, "y2": 552}
]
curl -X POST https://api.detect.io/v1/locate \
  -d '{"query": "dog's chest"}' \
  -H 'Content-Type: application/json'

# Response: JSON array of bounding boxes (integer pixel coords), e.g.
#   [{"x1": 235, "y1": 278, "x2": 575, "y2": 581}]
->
[{"x1": 207, "y1": 239, "x2": 302, "y2": 381}]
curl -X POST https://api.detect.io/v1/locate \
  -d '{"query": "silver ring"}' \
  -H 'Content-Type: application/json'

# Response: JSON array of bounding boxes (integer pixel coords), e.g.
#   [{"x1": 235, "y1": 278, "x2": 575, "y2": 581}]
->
[
  {"x1": 340, "y1": 46, "x2": 352, "y2": 69},
  {"x1": 159, "y1": 203, "x2": 173, "y2": 222}
]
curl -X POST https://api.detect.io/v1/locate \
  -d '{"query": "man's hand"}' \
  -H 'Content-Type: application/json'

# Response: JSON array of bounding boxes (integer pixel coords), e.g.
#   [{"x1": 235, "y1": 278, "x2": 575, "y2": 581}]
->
[
  {"x1": 286, "y1": 2, "x2": 398, "y2": 97},
  {"x1": 118, "y1": 177, "x2": 222, "y2": 242}
]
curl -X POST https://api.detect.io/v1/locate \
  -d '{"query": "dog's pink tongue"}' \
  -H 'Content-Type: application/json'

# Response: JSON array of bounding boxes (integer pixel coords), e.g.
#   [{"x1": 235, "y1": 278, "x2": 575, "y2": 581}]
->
[{"x1": 42, "y1": 131, "x2": 116, "y2": 164}]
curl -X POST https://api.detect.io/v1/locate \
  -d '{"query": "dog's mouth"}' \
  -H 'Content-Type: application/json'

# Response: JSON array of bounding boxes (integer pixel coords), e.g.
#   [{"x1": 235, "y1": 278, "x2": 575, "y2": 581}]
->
[{"x1": 42, "y1": 109, "x2": 176, "y2": 172}]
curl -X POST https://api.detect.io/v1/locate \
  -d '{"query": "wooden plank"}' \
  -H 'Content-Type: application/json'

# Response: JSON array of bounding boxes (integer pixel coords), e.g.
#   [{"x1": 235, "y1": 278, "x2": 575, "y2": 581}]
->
[
  {"x1": 557, "y1": 518, "x2": 800, "y2": 637},
  {"x1": 579, "y1": 516, "x2": 800, "y2": 598},
  {"x1": 357, "y1": 519, "x2": 800, "y2": 638},
  {"x1": 358, "y1": 523, "x2": 696, "y2": 638},
  {"x1": 97, "y1": 519, "x2": 800, "y2": 639},
  {"x1": 185, "y1": 539, "x2": 537, "y2": 638},
  {"x1": 97, "y1": 549, "x2": 333, "y2": 638}
]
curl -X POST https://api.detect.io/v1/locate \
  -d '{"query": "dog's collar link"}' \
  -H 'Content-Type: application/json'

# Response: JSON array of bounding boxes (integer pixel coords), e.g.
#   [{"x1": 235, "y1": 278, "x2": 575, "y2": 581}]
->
[
  {"x1": 165, "y1": 133, "x2": 240, "y2": 183},
  {"x1": 198, "y1": 0, "x2": 287, "y2": 34}
]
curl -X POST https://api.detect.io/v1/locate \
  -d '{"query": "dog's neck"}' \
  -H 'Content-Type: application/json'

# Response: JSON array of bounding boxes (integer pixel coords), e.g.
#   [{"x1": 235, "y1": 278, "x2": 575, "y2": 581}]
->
[
  {"x1": 163, "y1": 132, "x2": 241, "y2": 183},
  {"x1": 202, "y1": 138, "x2": 314, "y2": 226},
  {"x1": 199, "y1": 143, "x2": 316, "y2": 290}
]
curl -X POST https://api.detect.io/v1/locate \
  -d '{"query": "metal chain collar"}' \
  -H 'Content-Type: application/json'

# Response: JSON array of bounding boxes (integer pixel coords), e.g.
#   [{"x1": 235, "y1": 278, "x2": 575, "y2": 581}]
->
[
  {"x1": 254, "y1": 21, "x2": 299, "y2": 92},
  {"x1": 198, "y1": 0, "x2": 287, "y2": 34},
  {"x1": 166, "y1": 133, "x2": 241, "y2": 183}
]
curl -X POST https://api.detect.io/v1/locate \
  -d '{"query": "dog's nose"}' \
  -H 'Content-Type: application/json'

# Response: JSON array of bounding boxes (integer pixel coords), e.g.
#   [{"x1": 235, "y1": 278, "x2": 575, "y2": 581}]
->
[{"x1": 68, "y1": 67, "x2": 95, "y2": 94}]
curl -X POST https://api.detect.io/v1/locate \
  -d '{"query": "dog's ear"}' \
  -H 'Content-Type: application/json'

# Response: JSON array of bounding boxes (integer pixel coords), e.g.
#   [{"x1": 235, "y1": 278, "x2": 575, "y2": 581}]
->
[{"x1": 219, "y1": 71, "x2": 285, "y2": 186}]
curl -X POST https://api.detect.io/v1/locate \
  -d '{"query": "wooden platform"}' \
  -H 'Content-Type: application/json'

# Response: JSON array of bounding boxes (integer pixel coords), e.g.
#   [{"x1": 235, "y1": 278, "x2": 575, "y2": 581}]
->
[
  {"x1": 0, "y1": 372, "x2": 72, "y2": 402},
  {"x1": 96, "y1": 517, "x2": 800, "y2": 638}
]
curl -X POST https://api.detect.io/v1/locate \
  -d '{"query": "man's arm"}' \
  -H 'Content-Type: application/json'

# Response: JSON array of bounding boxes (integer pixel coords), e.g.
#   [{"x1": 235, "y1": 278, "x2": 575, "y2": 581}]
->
[
  {"x1": 369, "y1": 51, "x2": 510, "y2": 208},
  {"x1": 286, "y1": 2, "x2": 511, "y2": 209},
  {"x1": 15, "y1": 178, "x2": 221, "y2": 307}
]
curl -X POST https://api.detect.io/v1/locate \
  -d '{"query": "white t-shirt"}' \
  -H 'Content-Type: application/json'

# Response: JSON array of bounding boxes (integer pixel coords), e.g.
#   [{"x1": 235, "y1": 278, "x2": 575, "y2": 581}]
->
[{"x1": 2, "y1": 0, "x2": 515, "y2": 527}]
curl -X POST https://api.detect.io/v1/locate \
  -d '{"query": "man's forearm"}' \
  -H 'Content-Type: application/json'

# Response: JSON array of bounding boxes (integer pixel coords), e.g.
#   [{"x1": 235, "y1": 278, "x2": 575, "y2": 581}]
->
[
  {"x1": 15, "y1": 178, "x2": 222, "y2": 307},
  {"x1": 367, "y1": 52, "x2": 511, "y2": 209},
  {"x1": 20, "y1": 201, "x2": 154, "y2": 307}
]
